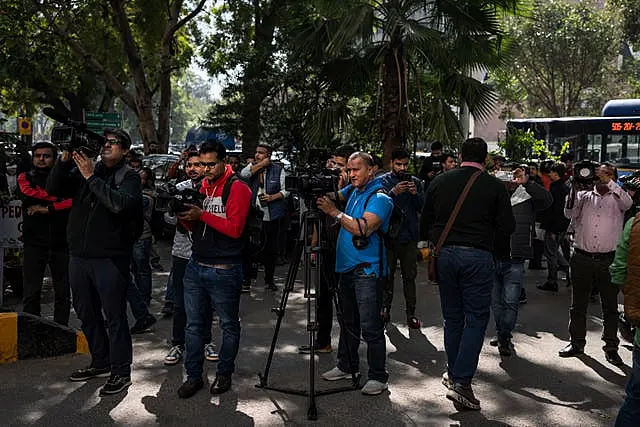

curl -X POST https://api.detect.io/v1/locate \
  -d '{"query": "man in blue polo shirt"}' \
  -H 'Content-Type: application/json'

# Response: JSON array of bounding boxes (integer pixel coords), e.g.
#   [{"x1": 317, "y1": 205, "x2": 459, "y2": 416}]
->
[{"x1": 316, "y1": 151, "x2": 393, "y2": 396}]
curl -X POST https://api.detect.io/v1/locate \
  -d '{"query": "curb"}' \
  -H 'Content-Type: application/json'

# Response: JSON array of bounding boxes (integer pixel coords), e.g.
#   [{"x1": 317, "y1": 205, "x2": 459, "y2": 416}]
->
[{"x1": 0, "y1": 312, "x2": 88, "y2": 363}]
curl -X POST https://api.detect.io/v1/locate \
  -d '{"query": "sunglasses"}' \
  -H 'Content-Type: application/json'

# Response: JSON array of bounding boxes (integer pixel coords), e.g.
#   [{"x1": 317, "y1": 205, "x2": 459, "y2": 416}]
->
[{"x1": 104, "y1": 138, "x2": 122, "y2": 146}]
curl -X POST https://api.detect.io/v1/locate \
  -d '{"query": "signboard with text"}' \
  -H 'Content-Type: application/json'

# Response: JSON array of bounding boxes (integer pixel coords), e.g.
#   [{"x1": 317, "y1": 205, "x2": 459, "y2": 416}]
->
[
  {"x1": 0, "y1": 200, "x2": 22, "y2": 248},
  {"x1": 84, "y1": 111, "x2": 122, "y2": 133}
]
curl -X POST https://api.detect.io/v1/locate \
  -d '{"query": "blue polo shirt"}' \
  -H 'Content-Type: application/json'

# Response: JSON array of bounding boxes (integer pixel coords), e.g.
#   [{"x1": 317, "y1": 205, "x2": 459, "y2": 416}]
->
[{"x1": 336, "y1": 179, "x2": 393, "y2": 277}]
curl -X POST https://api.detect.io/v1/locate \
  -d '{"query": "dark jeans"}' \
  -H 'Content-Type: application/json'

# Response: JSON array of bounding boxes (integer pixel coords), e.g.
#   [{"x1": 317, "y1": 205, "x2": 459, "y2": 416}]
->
[
  {"x1": 131, "y1": 237, "x2": 152, "y2": 305},
  {"x1": 569, "y1": 251, "x2": 619, "y2": 351},
  {"x1": 337, "y1": 268, "x2": 388, "y2": 383},
  {"x1": 184, "y1": 260, "x2": 242, "y2": 379},
  {"x1": 386, "y1": 239, "x2": 418, "y2": 315},
  {"x1": 126, "y1": 272, "x2": 150, "y2": 321},
  {"x1": 530, "y1": 236, "x2": 544, "y2": 268},
  {"x1": 22, "y1": 245, "x2": 70, "y2": 326},
  {"x1": 262, "y1": 217, "x2": 283, "y2": 285},
  {"x1": 69, "y1": 256, "x2": 132, "y2": 376},
  {"x1": 616, "y1": 344, "x2": 640, "y2": 426},
  {"x1": 437, "y1": 246, "x2": 494, "y2": 387},
  {"x1": 164, "y1": 270, "x2": 174, "y2": 303},
  {"x1": 492, "y1": 258, "x2": 525, "y2": 342},
  {"x1": 170, "y1": 256, "x2": 212, "y2": 347},
  {"x1": 544, "y1": 231, "x2": 569, "y2": 283}
]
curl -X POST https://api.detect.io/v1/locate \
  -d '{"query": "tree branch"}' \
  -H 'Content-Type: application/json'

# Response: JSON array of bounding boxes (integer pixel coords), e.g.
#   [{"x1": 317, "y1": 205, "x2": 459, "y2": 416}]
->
[{"x1": 171, "y1": 0, "x2": 207, "y2": 36}]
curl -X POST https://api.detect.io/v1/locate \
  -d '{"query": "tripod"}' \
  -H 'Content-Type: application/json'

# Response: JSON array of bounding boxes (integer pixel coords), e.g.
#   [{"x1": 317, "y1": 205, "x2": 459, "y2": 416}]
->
[{"x1": 256, "y1": 204, "x2": 361, "y2": 420}]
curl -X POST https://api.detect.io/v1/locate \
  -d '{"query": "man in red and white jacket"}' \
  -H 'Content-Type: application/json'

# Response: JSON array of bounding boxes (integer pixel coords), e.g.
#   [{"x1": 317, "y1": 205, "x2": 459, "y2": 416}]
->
[
  {"x1": 175, "y1": 140, "x2": 252, "y2": 399},
  {"x1": 16, "y1": 142, "x2": 72, "y2": 325}
]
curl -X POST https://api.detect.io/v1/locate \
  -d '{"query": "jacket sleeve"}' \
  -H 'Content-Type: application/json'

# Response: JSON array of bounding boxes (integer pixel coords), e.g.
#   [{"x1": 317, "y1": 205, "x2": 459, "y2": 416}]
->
[
  {"x1": 199, "y1": 181, "x2": 252, "y2": 238},
  {"x1": 420, "y1": 180, "x2": 435, "y2": 241},
  {"x1": 608, "y1": 180, "x2": 634, "y2": 212},
  {"x1": 526, "y1": 181, "x2": 552, "y2": 212},
  {"x1": 412, "y1": 177, "x2": 425, "y2": 213},
  {"x1": 610, "y1": 217, "x2": 633, "y2": 287},
  {"x1": 495, "y1": 183, "x2": 516, "y2": 236},
  {"x1": 46, "y1": 160, "x2": 79, "y2": 198},
  {"x1": 17, "y1": 173, "x2": 57, "y2": 203},
  {"x1": 86, "y1": 170, "x2": 142, "y2": 215}
]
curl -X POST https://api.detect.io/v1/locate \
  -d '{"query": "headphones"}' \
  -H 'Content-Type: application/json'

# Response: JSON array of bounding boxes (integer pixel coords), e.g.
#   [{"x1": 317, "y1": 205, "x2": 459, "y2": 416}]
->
[{"x1": 352, "y1": 217, "x2": 369, "y2": 250}]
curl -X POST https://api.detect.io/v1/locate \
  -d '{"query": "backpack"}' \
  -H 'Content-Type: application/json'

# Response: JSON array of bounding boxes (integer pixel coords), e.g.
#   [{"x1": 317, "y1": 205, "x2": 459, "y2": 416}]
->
[
  {"x1": 114, "y1": 165, "x2": 144, "y2": 243},
  {"x1": 221, "y1": 174, "x2": 260, "y2": 243}
]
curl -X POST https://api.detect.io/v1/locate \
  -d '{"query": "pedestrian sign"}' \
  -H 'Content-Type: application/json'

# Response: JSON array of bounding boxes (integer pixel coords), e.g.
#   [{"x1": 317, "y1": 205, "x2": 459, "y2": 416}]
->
[
  {"x1": 18, "y1": 118, "x2": 31, "y2": 136},
  {"x1": 84, "y1": 111, "x2": 122, "y2": 133}
]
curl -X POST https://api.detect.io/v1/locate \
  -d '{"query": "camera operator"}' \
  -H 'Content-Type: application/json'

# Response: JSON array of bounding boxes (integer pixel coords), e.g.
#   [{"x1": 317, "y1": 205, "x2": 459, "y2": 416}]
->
[
  {"x1": 492, "y1": 165, "x2": 551, "y2": 356},
  {"x1": 298, "y1": 144, "x2": 355, "y2": 355},
  {"x1": 418, "y1": 141, "x2": 443, "y2": 183},
  {"x1": 316, "y1": 151, "x2": 393, "y2": 396},
  {"x1": 560, "y1": 164, "x2": 633, "y2": 366},
  {"x1": 162, "y1": 151, "x2": 219, "y2": 366},
  {"x1": 46, "y1": 128, "x2": 141, "y2": 396},
  {"x1": 175, "y1": 141, "x2": 251, "y2": 398},
  {"x1": 380, "y1": 148, "x2": 424, "y2": 329},
  {"x1": 17, "y1": 142, "x2": 72, "y2": 326},
  {"x1": 240, "y1": 143, "x2": 288, "y2": 291}
]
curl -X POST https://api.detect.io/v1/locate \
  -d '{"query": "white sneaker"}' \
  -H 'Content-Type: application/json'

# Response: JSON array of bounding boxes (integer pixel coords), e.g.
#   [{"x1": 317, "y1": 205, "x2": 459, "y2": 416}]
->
[
  {"x1": 164, "y1": 345, "x2": 184, "y2": 366},
  {"x1": 361, "y1": 379, "x2": 388, "y2": 395},
  {"x1": 442, "y1": 372, "x2": 453, "y2": 389},
  {"x1": 321, "y1": 367, "x2": 355, "y2": 381},
  {"x1": 204, "y1": 343, "x2": 219, "y2": 361}
]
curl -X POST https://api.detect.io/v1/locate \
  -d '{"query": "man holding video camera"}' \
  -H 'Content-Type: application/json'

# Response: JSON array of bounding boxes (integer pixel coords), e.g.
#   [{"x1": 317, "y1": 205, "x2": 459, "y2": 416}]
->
[
  {"x1": 175, "y1": 141, "x2": 252, "y2": 398},
  {"x1": 47, "y1": 128, "x2": 141, "y2": 396},
  {"x1": 560, "y1": 163, "x2": 632, "y2": 365},
  {"x1": 380, "y1": 148, "x2": 424, "y2": 328},
  {"x1": 316, "y1": 151, "x2": 393, "y2": 396}
]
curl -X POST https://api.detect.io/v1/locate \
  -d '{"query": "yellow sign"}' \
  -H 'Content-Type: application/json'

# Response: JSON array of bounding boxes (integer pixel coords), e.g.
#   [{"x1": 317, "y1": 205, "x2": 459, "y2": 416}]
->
[{"x1": 18, "y1": 118, "x2": 31, "y2": 136}]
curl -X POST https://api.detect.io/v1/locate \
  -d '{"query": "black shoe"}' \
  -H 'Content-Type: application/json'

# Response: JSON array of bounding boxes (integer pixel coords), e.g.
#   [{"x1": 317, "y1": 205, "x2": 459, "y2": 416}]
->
[
  {"x1": 537, "y1": 281, "x2": 558, "y2": 292},
  {"x1": 130, "y1": 314, "x2": 157, "y2": 334},
  {"x1": 161, "y1": 302, "x2": 174, "y2": 317},
  {"x1": 177, "y1": 377, "x2": 204, "y2": 399},
  {"x1": 407, "y1": 315, "x2": 422, "y2": 329},
  {"x1": 558, "y1": 343, "x2": 584, "y2": 357},
  {"x1": 210, "y1": 375, "x2": 232, "y2": 395},
  {"x1": 489, "y1": 337, "x2": 499, "y2": 347},
  {"x1": 446, "y1": 383, "x2": 480, "y2": 410},
  {"x1": 519, "y1": 289, "x2": 527, "y2": 304},
  {"x1": 242, "y1": 280, "x2": 251, "y2": 293},
  {"x1": 264, "y1": 283, "x2": 277, "y2": 291},
  {"x1": 99, "y1": 374, "x2": 131, "y2": 396},
  {"x1": 498, "y1": 339, "x2": 513, "y2": 356},
  {"x1": 298, "y1": 344, "x2": 333, "y2": 354},
  {"x1": 69, "y1": 366, "x2": 111, "y2": 382},
  {"x1": 605, "y1": 350, "x2": 624, "y2": 366}
]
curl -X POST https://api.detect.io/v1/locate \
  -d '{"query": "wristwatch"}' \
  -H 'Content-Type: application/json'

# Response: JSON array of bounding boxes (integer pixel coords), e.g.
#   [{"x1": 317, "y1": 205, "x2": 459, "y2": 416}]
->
[{"x1": 336, "y1": 212, "x2": 345, "y2": 220}]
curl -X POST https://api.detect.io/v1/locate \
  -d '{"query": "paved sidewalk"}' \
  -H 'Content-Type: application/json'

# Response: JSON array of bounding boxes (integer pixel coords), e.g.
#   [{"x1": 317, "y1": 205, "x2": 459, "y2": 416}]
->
[{"x1": 0, "y1": 246, "x2": 631, "y2": 426}]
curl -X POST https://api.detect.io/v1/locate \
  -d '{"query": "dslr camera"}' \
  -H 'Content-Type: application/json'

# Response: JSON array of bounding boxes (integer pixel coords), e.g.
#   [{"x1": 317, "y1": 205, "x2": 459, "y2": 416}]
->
[
  {"x1": 166, "y1": 186, "x2": 206, "y2": 214},
  {"x1": 43, "y1": 108, "x2": 105, "y2": 158},
  {"x1": 285, "y1": 148, "x2": 339, "y2": 201}
]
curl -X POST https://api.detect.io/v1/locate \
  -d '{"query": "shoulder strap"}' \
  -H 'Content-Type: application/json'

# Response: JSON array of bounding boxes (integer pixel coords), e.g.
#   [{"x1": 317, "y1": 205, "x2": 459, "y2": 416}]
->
[
  {"x1": 222, "y1": 174, "x2": 238, "y2": 206},
  {"x1": 433, "y1": 170, "x2": 482, "y2": 256}
]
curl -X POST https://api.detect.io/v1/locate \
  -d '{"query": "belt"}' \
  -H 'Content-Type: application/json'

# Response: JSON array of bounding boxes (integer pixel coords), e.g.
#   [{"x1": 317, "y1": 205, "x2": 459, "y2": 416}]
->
[
  {"x1": 574, "y1": 248, "x2": 615, "y2": 259},
  {"x1": 196, "y1": 262, "x2": 233, "y2": 270}
]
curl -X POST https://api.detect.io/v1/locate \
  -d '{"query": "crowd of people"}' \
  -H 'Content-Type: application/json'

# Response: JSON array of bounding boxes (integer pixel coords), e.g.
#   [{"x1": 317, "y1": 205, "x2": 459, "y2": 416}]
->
[{"x1": 12, "y1": 132, "x2": 640, "y2": 424}]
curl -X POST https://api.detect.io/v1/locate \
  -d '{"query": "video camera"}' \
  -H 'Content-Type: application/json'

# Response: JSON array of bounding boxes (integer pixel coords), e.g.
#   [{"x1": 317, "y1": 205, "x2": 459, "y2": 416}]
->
[
  {"x1": 573, "y1": 160, "x2": 598, "y2": 184},
  {"x1": 285, "y1": 148, "x2": 340, "y2": 201},
  {"x1": 43, "y1": 108, "x2": 105, "y2": 158},
  {"x1": 165, "y1": 185, "x2": 206, "y2": 214}
]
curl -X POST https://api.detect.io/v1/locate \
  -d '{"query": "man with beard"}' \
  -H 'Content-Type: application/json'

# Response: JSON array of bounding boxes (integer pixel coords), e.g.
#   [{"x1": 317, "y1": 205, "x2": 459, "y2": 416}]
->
[{"x1": 17, "y1": 142, "x2": 72, "y2": 325}]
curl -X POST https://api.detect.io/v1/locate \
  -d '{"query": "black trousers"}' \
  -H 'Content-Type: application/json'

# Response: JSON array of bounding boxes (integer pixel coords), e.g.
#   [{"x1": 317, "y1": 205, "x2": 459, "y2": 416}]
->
[
  {"x1": 262, "y1": 217, "x2": 283, "y2": 285},
  {"x1": 22, "y1": 245, "x2": 70, "y2": 326},
  {"x1": 69, "y1": 256, "x2": 132, "y2": 376}
]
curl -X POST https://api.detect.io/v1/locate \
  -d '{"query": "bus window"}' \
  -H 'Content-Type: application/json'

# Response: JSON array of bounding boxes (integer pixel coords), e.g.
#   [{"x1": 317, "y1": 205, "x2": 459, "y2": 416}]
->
[
  {"x1": 625, "y1": 135, "x2": 640, "y2": 163},
  {"x1": 606, "y1": 135, "x2": 624, "y2": 162},
  {"x1": 587, "y1": 134, "x2": 602, "y2": 162}
]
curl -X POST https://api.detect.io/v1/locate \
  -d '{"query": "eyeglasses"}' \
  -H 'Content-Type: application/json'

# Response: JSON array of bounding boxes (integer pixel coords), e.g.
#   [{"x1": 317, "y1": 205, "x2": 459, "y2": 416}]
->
[
  {"x1": 186, "y1": 162, "x2": 202, "y2": 167},
  {"x1": 201, "y1": 161, "x2": 222, "y2": 168}
]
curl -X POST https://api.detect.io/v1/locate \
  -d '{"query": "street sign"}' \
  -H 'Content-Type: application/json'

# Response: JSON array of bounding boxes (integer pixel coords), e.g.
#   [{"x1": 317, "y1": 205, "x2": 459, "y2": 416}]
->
[
  {"x1": 18, "y1": 118, "x2": 31, "y2": 136},
  {"x1": 84, "y1": 111, "x2": 122, "y2": 133}
]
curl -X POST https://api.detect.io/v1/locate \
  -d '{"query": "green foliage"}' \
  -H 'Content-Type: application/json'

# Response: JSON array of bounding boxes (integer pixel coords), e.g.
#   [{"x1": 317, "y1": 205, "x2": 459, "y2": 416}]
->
[
  {"x1": 495, "y1": 0, "x2": 623, "y2": 117},
  {"x1": 498, "y1": 129, "x2": 542, "y2": 162}
]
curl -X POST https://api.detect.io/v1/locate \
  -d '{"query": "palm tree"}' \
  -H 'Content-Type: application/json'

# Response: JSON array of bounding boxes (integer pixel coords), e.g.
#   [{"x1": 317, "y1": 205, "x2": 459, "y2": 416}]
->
[{"x1": 298, "y1": 0, "x2": 523, "y2": 162}]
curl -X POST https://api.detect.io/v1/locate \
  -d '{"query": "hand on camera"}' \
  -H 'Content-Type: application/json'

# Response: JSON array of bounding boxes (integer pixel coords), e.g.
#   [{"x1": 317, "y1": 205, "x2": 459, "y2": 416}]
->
[
  {"x1": 316, "y1": 196, "x2": 338, "y2": 216},
  {"x1": 27, "y1": 205, "x2": 49, "y2": 215},
  {"x1": 596, "y1": 166, "x2": 613, "y2": 184},
  {"x1": 177, "y1": 204, "x2": 203, "y2": 221},
  {"x1": 60, "y1": 151, "x2": 72, "y2": 162},
  {"x1": 72, "y1": 151, "x2": 94, "y2": 179}
]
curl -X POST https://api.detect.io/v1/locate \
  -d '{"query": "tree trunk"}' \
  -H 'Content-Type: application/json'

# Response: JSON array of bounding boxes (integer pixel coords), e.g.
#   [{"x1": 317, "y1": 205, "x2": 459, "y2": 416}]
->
[{"x1": 381, "y1": 38, "x2": 408, "y2": 167}]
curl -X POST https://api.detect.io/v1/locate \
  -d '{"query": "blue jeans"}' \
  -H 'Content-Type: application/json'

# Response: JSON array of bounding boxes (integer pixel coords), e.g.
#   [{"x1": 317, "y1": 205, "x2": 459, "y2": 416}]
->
[
  {"x1": 183, "y1": 260, "x2": 242, "y2": 379},
  {"x1": 126, "y1": 272, "x2": 149, "y2": 321},
  {"x1": 492, "y1": 258, "x2": 525, "y2": 342},
  {"x1": 616, "y1": 344, "x2": 640, "y2": 426},
  {"x1": 132, "y1": 237, "x2": 152, "y2": 305},
  {"x1": 437, "y1": 246, "x2": 494, "y2": 386},
  {"x1": 337, "y1": 268, "x2": 388, "y2": 383}
]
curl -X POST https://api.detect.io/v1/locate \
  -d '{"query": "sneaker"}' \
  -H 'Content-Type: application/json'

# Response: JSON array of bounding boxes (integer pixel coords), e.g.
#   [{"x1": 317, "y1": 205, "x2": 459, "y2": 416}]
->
[
  {"x1": 361, "y1": 379, "x2": 388, "y2": 395},
  {"x1": 177, "y1": 377, "x2": 204, "y2": 399},
  {"x1": 99, "y1": 374, "x2": 132, "y2": 396},
  {"x1": 322, "y1": 367, "x2": 355, "y2": 381},
  {"x1": 161, "y1": 302, "x2": 174, "y2": 317},
  {"x1": 298, "y1": 344, "x2": 333, "y2": 354},
  {"x1": 536, "y1": 281, "x2": 558, "y2": 292},
  {"x1": 69, "y1": 366, "x2": 111, "y2": 382},
  {"x1": 446, "y1": 383, "x2": 480, "y2": 410},
  {"x1": 204, "y1": 343, "x2": 219, "y2": 361},
  {"x1": 241, "y1": 281, "x2": 251, "y2": 293},
  {"x1": 164, "y1": 345, "x2": 184, "y2": 365},
  {"x1": 130, "y1": 314, "x2": 157, "y2": 334},
  {"x1": 519, "y1": 289, "x2": 527, "y2": 304},
  {"x1": 441, "y1": 372, "x2": 453, "y2": 390},
  {"x1": 489, "y1": 337, "x2": 499, "y2": 347},
  {"x1": 210, "y1": 375, "x2": 232, "y2": 395}
]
